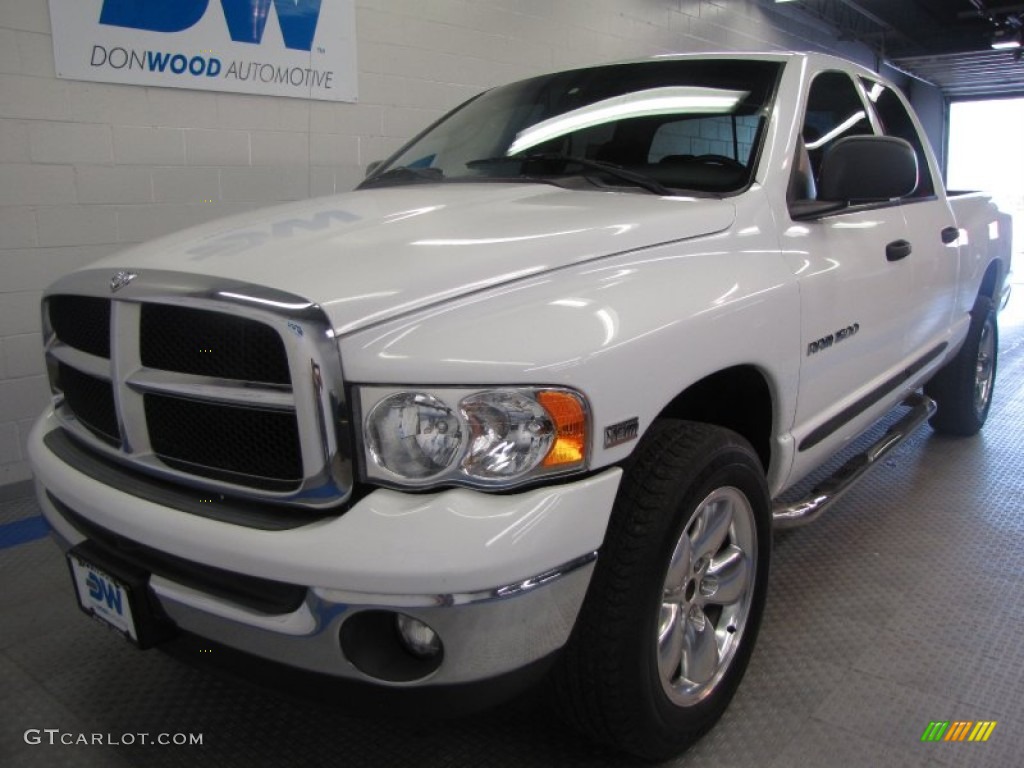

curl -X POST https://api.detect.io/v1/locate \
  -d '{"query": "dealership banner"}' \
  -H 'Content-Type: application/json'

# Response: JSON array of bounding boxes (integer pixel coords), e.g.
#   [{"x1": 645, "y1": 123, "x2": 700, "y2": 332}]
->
[{"x1": 48, "y1": 1, "x2": 357, "y2": 102}]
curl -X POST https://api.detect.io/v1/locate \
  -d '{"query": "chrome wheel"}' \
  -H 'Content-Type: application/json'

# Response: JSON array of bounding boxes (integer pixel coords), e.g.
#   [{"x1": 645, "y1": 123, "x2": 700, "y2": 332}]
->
[
  {"x1": 974, "y1": 316, "x2": 996, "y2": 418},
  {"x1": 553, "y1": 421, "x2": 771, "y2": 759},
  {"x1": 657, "y1": 486, "x2": 756, "y2": 706}
]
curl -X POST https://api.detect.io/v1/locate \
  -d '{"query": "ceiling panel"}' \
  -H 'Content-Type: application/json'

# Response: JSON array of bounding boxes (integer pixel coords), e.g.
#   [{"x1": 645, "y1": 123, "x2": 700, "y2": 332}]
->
[
  {"x1": 892, "y1": 50, "x2": 1024, "y2": 98},
  {"x1": 774, "y1": 0, "x2": 1024, "y2": 98}
]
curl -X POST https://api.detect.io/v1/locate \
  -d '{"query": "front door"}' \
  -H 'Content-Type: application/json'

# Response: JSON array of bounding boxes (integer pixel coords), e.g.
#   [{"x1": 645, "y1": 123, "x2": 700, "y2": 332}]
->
[{"x1": 786, "y1": 71, "x2": 919, "y2": 459}]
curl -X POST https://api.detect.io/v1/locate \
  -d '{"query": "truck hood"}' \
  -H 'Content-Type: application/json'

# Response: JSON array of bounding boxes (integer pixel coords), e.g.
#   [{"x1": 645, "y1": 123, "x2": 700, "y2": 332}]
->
[{"x1": 91, "y1": 184, "x2": 736, "y2": 335}]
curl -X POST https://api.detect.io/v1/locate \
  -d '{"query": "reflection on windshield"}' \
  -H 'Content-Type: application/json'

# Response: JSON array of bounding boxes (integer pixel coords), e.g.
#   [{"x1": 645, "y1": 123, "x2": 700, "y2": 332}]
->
[
  {"x1": 364, "y1": 58, "x2": 783, "y2": 195},
  {"x1": 508, "y1": 86, "x2": 750, "y2": 155}
]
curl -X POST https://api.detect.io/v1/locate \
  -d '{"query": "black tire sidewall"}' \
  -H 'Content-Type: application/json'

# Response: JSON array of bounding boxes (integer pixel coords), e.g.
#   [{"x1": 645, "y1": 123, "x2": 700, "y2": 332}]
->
[
  {"x1": 614, "y1": 426, "x2": 772, "y2": 756},
  {"x1": 926, "y1": 296, "x2": 998, "y2": 436}
]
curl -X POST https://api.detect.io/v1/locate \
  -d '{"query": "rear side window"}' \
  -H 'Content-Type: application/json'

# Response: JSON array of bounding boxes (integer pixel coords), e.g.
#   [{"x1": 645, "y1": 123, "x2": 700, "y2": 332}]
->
[{"x1": 861, "y1": 79, "x2": 935, "y2": 197}]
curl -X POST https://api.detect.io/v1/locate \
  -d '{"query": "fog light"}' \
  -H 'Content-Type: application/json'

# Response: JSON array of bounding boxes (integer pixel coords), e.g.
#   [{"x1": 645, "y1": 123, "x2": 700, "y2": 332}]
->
[
  {"x1": 340, "y1": 611, "x2": 443, "y2": 682},
  {"x1": 395, "y1": 614, "x2": 441, "y2": 659}
]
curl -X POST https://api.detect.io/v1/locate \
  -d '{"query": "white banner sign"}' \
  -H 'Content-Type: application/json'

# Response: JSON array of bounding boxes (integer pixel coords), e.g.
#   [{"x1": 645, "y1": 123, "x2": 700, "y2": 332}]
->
[{"x1": 49, "y1": 0, "x2": 357, "y2": 102}]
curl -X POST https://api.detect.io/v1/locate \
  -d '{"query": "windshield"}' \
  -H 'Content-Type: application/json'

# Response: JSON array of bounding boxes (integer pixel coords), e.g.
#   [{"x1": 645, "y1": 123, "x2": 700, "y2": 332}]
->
[{"x1": 366, "y1": 58, "x2": 782, "y2": 195}]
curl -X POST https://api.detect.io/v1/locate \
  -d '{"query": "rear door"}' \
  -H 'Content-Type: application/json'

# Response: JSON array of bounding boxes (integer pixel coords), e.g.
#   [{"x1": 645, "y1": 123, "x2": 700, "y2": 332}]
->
[{"x1": 860, "y1": 77, "x2": 960, "y2": 361}]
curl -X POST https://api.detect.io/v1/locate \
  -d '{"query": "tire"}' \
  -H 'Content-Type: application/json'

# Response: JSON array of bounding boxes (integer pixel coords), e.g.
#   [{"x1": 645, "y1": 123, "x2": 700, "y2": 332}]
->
[
  {"x1": 552, "y1": 420, "x2": 772, "y2": 760},
  {"x1": 925, "y1": 296, "x2": 998, "y2": 436}
]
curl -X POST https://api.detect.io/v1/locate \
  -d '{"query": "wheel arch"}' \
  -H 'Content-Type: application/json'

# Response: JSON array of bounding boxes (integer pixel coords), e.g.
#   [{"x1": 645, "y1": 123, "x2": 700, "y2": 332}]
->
[
  {"x1": 978, "y1": 258, "x2": 1006, "y2": 304},
  {"x1": 653, "y1": 365, "x2": 774, "y2": 472}
]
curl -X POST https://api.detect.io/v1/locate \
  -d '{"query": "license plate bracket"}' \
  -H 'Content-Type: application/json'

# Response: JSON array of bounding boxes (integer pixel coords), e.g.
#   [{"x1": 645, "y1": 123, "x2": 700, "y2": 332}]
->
[{"x1": 67, "y1": 542, "x2": 172, "y2": 649}]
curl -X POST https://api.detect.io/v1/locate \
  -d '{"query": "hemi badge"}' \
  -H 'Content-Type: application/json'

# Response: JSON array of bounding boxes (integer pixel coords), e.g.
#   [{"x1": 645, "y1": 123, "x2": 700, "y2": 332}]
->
[{"x1": 604, "y1": 417, "x2": 639, "y2": 449}]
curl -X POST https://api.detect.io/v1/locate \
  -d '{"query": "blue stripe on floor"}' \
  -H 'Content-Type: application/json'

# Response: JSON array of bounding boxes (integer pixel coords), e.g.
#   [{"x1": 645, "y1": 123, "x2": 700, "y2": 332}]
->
[{"x1": 0, "y1": 516, "x2": 50, "y2": 550}]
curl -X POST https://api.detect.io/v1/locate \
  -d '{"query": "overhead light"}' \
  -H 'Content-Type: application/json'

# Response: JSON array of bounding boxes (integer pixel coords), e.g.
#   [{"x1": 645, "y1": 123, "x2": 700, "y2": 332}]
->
[{"x1": 991, "y1": 28, "x2": 1022, "y2": 49}]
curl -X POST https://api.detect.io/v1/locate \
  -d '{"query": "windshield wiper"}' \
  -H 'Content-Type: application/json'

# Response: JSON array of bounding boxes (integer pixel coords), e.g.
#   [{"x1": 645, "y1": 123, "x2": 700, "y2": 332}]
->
[
  {"x1": 466, "y1": 152, "x2": 672, "y2": 196},
  {"x1": 360, "y1": 166, "x2": 445, "y2": 187}
]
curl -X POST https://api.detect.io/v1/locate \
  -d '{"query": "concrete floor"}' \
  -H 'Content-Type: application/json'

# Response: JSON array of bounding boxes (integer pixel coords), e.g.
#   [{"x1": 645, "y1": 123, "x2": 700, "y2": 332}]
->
[{"x1": 2, "y1": 287, "x2": 1023, "y2": 768}]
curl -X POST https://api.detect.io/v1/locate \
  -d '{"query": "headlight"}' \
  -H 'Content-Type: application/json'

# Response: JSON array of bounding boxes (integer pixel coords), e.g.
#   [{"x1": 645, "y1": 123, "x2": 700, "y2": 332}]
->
[
  {"x1": 461, "y1": 391, "x2": 553, "y2": 479},
  {"x1": 359, "y1": 386, "x2": 589, "y2": 489},
  {"x1": 365, "y1": 393, "x2": 463, "y2": 480}
]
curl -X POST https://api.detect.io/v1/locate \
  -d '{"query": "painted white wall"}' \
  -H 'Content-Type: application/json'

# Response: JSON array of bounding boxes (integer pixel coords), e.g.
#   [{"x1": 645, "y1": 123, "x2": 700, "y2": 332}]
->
[{"x1": 0, "y1": 0, "x2": 873, "y2": 486}]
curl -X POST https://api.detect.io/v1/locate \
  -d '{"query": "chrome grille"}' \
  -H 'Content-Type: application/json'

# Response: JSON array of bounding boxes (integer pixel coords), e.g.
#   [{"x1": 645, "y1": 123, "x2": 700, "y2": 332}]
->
[
  {"x1": 140, "y1": 304, "x2": 291, "y2": 385},
  {"x1": 49, "y1": 295, "x2": 111, "y2": 358},
  {"x1": 42, "y1": 269, "x2": 352, "y2": 510},
  {"x1": 57, "y1": 363, "x2": 120, "y2": 446},
  {"x1": 144, "y1": 393, "x2": 303, "y2": 491}
]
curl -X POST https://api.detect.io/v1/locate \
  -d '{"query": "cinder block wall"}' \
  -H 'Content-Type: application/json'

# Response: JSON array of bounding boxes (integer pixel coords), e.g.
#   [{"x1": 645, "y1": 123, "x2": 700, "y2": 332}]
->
[{"x1": 0, "y1": 0, "x2": 874, "y2": 486}]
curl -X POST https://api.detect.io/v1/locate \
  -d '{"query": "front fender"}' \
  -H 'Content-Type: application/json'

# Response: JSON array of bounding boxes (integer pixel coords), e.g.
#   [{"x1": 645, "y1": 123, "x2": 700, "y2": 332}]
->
[{"x1": 339, "y1": 192, "x2": 800, "y2": 482}]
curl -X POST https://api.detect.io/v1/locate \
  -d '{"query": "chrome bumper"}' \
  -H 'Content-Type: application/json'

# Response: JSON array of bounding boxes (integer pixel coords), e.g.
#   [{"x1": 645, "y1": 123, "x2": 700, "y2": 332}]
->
[
  {"x1": 45, "y1": 514, "x2": 595, "y2": 685},
  {"x1": 32, "y1": 407, "x2": 618, "y2": 686}
]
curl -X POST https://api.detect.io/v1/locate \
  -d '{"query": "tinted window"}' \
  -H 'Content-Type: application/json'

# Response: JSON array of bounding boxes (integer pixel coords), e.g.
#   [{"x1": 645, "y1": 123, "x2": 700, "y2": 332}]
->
[
  {"x1": 861, "y1": 78, "x2": 935, "y2": 197},
  {"x1": 372, "y1": 59, "x2": 783, "y2": 195},
  {"x1": 649, "y1": 115, "x2": 761, "y2": 164},
  {"x1": 802, "y1": 71, "x2": 873, "y2": 178}
]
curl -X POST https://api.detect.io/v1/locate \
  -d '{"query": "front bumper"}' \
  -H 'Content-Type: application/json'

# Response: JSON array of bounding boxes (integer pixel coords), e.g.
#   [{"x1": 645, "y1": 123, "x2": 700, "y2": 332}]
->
[{"x1": 30, "y1": 411, "x2": 621, "y2": 687}]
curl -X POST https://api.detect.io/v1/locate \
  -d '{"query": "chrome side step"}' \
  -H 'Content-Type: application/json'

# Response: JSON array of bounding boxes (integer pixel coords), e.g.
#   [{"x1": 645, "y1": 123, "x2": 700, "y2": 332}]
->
[{"x1": 772, "y1": 392, "x2": 937, "y2": 529}]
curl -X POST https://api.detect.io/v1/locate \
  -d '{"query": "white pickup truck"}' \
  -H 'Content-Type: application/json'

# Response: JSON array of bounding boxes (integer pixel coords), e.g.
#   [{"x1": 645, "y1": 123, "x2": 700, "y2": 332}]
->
[{"x1": 29, "y1": 52, "x2": 1012, "y2": 758}]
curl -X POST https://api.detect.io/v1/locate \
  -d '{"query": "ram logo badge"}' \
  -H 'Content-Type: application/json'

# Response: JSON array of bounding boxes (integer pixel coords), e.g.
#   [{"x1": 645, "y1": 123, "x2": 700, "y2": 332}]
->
[{"x1": 109, "y1": 270, "x2": 138, "y2": 293}]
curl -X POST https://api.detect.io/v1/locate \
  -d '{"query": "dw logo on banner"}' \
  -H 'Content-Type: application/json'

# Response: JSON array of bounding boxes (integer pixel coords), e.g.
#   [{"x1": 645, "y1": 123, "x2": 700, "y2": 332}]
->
[
  {"x1": 98, "y1": 0, "x2": 323, "y2": 52},
  {"x1": 49, "y1": 0, "x2": 357, "y2": 102}
]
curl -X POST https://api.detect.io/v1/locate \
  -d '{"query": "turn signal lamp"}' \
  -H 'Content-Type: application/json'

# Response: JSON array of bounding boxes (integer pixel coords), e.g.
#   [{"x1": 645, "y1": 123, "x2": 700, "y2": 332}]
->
[{"x1": 538, "y1": 390, "x2": 587, "y2": 468}]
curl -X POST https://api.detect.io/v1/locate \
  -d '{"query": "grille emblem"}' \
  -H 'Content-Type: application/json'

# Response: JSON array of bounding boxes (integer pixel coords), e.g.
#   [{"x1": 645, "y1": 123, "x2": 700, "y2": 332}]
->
[{"x1": 110, "y1": 270, "x2": 138, "y2": 293}]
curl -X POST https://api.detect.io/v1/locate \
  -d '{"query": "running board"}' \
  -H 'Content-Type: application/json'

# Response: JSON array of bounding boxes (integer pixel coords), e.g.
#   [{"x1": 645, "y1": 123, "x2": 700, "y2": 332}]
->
[{"x1": 772, "y1": 392, "x2": 936, "y2": 529}]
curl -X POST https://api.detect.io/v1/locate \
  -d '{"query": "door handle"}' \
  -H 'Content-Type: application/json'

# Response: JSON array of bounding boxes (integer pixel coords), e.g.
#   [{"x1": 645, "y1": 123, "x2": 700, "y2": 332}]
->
[
  {"x1": 886, "y1": 239, "x2": 912, "y2": 262},
  {"x1": 941, "y1": 226, "x2": 960, "y2": 244}
]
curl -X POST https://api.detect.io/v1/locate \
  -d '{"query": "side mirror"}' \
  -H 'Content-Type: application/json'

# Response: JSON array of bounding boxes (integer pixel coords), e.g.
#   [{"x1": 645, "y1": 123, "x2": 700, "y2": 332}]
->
[
  {"x1": 365, "y1": 160, "x2": 383, "y2": 178},
  {"x1": 818, "y1": 135, "x2": 918, "y2": 203}
]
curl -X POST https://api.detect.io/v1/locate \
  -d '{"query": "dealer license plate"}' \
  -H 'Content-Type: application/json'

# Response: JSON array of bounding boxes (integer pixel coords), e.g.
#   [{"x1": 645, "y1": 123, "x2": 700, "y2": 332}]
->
[{"x1": 68, "y1": 552, "x2": 139, "y2": 643}]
